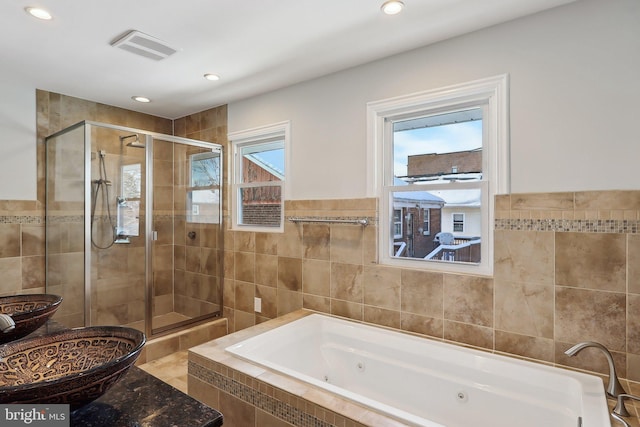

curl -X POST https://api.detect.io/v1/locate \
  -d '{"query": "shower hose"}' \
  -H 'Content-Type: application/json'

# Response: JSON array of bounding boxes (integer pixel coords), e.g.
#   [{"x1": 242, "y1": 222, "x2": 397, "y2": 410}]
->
[{"x1": 90, "y1": 151, "x2": 117, "y2": 249}]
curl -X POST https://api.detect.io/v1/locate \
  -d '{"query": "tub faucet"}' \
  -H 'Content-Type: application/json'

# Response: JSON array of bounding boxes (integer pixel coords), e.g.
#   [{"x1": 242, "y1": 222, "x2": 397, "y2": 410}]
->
[
  {"x1": 565, "y1": 341, "x2": 629, "y2": 416},
  {"x1": 612, "y1": 394, "x2": 640, "y2": 426},
  {"x1": 0, "y1": 313, "x2": 15, "y2": 333}
]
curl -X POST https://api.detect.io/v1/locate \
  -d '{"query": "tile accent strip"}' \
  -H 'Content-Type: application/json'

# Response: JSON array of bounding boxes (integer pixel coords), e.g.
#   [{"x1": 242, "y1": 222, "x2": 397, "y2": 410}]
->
[
  {"x1": 0, "y1": 216, "x2": 43, "y2": 224},
  {"x1": 494, "y1": 219, "x2": 640, "y2": 233},
  {"x1": 189, "y1": 361, "x2": 339, "y2": 427}
]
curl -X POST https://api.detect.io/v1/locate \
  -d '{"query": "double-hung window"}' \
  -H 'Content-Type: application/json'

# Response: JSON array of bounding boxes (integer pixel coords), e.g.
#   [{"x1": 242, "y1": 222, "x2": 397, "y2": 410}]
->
[
  {"x1": 422, "y1": 209, "x2": 430, "y2": 236},
  {"x1": 452, "y1": 213, "x2": 465, "y2": 233},
  {"x1": 367, "y1": 75, "x2": 509, "y2": 275},
  {"x1": 393, "y1": 209, "x2": 403, "y2": 238},
  {"x1": 229, "y1": 122, "x2": 289, "y2": 232},
  {"x1": 187, "y1": 151, "x2": 221, "y2": 224}
]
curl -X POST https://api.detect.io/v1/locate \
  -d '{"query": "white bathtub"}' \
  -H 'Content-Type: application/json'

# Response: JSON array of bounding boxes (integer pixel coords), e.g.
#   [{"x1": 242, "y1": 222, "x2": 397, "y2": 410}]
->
[{"x1": 225, "y1": 313, "x2": 611, "y2": 427}]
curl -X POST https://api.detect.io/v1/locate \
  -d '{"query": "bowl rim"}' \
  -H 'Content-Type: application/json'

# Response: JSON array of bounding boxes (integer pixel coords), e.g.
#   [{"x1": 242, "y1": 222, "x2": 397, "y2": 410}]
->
[
  {"x1": 0, "y1": 325, "x2": 146, "y2": 393},
  {"x1": 0, "y1": 294, "x2": 63, "y2": 317}
]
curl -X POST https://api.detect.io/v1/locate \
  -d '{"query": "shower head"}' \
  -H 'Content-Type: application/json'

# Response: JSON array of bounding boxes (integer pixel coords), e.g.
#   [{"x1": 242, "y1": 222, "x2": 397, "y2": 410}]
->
[{"x1": 119, "y1": 134, "x2": 145, "y2": 148}]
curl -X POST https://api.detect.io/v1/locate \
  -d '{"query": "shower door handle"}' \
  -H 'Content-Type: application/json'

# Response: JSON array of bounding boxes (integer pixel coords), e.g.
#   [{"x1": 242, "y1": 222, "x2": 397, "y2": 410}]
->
[{"x1": 152, "y1": 231, "x2": 158, "y2": 241}]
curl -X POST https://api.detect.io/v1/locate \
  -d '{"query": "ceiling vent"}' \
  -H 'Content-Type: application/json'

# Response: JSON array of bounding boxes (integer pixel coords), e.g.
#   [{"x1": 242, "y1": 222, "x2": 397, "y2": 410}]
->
[{"x1": 111, "y1": 30, "x2": 177, "y2": 61}]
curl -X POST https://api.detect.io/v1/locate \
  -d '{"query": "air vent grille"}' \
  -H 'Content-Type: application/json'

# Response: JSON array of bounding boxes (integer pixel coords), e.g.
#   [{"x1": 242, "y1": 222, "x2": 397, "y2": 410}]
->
[{"x1": 111, "y1": 30, "x2": 177, "y2": 61}]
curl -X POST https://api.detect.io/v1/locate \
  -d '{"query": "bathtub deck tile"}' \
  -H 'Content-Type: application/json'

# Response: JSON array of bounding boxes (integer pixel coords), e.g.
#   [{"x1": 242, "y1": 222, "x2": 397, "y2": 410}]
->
[
  {"x1": 356, "y1": 411, "x2": 408, "y2": 427},
  {"x1": 257, "y1": 370, "x2": 311, "y2": 396}
]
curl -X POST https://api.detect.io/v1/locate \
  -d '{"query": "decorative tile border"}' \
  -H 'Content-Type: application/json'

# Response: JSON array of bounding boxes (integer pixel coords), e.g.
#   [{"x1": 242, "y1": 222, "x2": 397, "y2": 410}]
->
[
  {"x1": 0, "y1": 215, "x2": 43, "y2": 224},
  {"x1": 494, "y1": 218, "x2": 640, "y2": 234},
  {"x1": 46, "y1": 215, "x2": 82, "y2": 223},
  {"x1": 189, "y1": 360, "x2": 340, "y2": 427}
]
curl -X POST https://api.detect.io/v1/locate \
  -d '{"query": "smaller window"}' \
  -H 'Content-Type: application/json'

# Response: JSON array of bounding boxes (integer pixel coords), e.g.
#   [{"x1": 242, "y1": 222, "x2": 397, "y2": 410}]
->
[
  {"x1": 393, "y1": 209, "x2": 403, "y2": 238},
  {"x1": 188, "y1": 151, "x2": 221, "y2": 224},
  {"x1": 452, "y1": 213, "x2": 465, "y2": 232},
  {"x1": 117, "y1": 163, "x2": 141, "y2": 237},
  {"x1": 229, "y1": 122, "x2": 289, "y2": 232},
  {"x1": 422, "y1": 209, "x2": 430, "y2": 235}
]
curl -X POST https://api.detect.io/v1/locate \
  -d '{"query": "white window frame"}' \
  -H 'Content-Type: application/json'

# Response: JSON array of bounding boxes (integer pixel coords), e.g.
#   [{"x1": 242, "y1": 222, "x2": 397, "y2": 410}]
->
[
  {"x1": 228, "y1": 121, "x2": 290, "y2": 233},
  {"x1": 187, "y1": 151, "x2": 221, "y2": 224},
  {"x1": 366, "y1": 75, "x2": 509, "y2": 276},
  {"x1": 452, "y1": 213, "x2": 465, "y2": 233},
  {"x1": 422, "y1": 208, "x2": 430, "y2": 236},
  {"x1": 393, "y1": 209, "x2": 403, "y2": 238}
]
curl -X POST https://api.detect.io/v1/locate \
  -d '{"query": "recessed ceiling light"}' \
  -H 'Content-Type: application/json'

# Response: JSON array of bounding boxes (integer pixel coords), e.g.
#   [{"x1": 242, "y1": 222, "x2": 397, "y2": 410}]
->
[
  {"x1": 131, "y1": 96, "x2": 151, "y2": 103},
  {"x1": 381, "y1": 0, "x2": 404, "y2": 15},
  {"x1": 25, "y1": 7, "x2": 52, "y2": 20},
  {"x1": 204, "y1": 73, "x2": 220, "y2": 81}
]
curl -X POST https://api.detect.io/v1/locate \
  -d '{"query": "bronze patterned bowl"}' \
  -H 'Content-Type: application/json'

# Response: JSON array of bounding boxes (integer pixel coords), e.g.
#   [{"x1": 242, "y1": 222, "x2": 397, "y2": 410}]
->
[
  {"x1": 0, "y1": 294, "x2": 63, "y2": 343},
  {"x1": 0, "y1": 326, "x2": 145, "y2": 410}
]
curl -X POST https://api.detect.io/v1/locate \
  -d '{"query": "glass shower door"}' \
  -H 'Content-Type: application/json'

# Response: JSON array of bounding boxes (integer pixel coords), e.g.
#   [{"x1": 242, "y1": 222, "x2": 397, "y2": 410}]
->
[
  {"x1": 151, "y1": 138, "x2": 222, "y2": 334},
  {"x1": 45, "y1": 122, "x2": 87, "y2": 328},
  {"x1": 47, "y1": 121, "x2": 223, "y2": 337},
  {"x1": 89, "y1": 125, "x2": 147, "y2": 331}
]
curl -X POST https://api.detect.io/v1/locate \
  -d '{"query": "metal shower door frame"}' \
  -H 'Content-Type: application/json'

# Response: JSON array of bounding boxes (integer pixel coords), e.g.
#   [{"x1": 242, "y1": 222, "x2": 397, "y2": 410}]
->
[{"x1": 78, "y1": 121, "x2": 222, "y2": 339}]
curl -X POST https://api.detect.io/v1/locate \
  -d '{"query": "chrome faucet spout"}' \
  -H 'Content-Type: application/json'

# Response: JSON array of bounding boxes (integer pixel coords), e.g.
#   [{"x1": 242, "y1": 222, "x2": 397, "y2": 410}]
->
[
  {"x1": 0, "y1": 313, "x2": 15, "y2": 333},
  {"x1": 565, "y1": 341, "x2": 629, "y2": 416}
]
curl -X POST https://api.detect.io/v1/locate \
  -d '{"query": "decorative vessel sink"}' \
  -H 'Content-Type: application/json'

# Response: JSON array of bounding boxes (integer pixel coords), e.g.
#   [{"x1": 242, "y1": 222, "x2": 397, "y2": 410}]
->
[
  {"x1": 0, "y1": 326, "x2": 145, "y2": 409},
  {"x1": 0, "y1": 294, "x2": 63, "y2": 343}
]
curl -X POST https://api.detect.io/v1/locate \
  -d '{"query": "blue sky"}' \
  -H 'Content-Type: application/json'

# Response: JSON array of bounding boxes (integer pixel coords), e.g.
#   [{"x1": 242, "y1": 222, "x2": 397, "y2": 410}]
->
[
  {"x1": 393, "y1": 120, "x2": 482, "y2": 177},
  {"x1": 251, "y1": 148, "x2": 285, "y2": 175}
]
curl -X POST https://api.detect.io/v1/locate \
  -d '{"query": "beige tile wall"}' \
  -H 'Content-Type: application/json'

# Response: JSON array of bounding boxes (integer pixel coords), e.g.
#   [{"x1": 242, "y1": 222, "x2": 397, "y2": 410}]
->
[
  {"x1": 495, "y1": 191, "x2": 640, "y2": 382},
  {"x1": 0, "y1": 202, "x2": 45, "y2": 297},
  {"x1": 223, "y1": 192, "x2": 640, "y2": 383},
  {"x1": 173, "y1": 106, "x2": 227, "y2": 318}
]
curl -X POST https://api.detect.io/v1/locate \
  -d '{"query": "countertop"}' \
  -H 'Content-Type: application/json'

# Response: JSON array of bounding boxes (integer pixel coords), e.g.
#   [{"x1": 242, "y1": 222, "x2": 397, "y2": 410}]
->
[
  {"x1": 71, "y1": 366, "x2": 223, "y2": 427},
  {"x1": 23, "y1": 321, "x2": 223, "y2": 427}
]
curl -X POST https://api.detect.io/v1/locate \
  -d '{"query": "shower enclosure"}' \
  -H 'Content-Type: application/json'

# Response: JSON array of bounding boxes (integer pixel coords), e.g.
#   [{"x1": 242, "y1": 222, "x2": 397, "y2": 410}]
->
[{"x1": 45, "y1": 121, "x2": 223, "y2": 337}]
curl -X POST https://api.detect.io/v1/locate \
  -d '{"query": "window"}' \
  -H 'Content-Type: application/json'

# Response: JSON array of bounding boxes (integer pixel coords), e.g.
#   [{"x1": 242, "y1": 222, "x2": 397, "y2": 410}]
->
[
  {"x1": 229, "y1": 122, "x2": 289, "y2": 232},
  {"x1": 188, "y1": 151, "x2": 221, "y2": 224},
  {"x1": 422, "y1": 209, "x2": 430, "y2": 235},
  {"x1": 452, "y1": 213, "x2": 464, "y2": 232},
  {"x1": 393, "y1": 209, "x2": 402, "y2": 238},
  {"x1": 117, "y1": 163, "x2": 141, "y2": 237},
  {"x1": 367, "y1": 75, "x2": 509, "y2": 275}
]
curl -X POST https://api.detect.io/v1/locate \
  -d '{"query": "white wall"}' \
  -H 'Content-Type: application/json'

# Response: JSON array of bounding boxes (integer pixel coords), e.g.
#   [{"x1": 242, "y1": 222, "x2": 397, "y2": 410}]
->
[
  {"x1": 0, "y1": 79, "x2": 37, "y2": 200},
  {"x1": 229, "y1": 0, "x2": 640, "y2": 199}
]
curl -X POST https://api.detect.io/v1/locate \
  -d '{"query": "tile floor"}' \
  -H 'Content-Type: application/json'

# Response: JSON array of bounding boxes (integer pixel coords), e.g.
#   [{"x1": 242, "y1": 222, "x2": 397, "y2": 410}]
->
[{"x1": 138, "y1": 350, "x2": 189, "y2": 394}]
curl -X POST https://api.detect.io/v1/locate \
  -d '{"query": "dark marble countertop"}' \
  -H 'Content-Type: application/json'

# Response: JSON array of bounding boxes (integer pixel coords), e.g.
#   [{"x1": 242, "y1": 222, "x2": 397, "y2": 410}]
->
[
  {"x1": 21, "y1": 320, "x2": 223, "y2": 427},
  {"x1": 71, "y1": 366, "x2": 223, "y2": 427}
]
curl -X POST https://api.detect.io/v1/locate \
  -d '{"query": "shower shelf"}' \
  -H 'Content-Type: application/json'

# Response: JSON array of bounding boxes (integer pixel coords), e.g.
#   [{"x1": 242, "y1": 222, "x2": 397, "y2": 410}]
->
[{"x1": 288, "y1": 217, "x2": 369, "y2": 226}]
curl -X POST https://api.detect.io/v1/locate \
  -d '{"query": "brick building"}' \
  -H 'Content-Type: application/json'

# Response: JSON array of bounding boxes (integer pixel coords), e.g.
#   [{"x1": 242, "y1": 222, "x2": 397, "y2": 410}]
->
[
  {"x1": 394, "y1": 148, "x2": 482, "y2": 262},
  {"x1": 241, "y1": 154, "x2": 282, "y2": 227}
]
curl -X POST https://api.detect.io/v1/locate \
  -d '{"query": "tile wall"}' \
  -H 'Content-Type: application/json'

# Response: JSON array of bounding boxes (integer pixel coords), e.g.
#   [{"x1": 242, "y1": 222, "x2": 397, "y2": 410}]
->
[
  {"x1": 223, "y1": 192, "x2": 640, "y2": 383},
  {"x1": 0, "y1": 200, "x2": 44, "y2": 297},
  {"x1": 171, "y1": 107, "x2": 227, "y2": 319}
]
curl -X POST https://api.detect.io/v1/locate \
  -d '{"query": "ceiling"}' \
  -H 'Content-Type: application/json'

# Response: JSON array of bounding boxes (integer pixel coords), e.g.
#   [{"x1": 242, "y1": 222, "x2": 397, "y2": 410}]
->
[{"x1": 3, "y1": 0, "x2": 576, "y2": 119}]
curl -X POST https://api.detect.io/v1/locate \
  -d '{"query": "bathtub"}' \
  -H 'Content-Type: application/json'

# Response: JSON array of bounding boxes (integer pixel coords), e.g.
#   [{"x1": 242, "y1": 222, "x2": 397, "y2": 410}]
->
[{"x1": 225, "y1": 313, "x2": 611, "y2": 427}]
